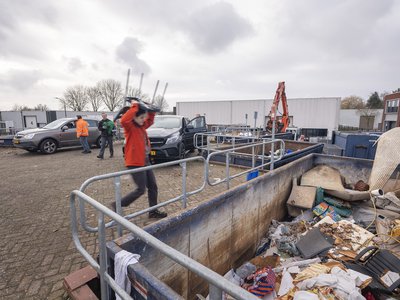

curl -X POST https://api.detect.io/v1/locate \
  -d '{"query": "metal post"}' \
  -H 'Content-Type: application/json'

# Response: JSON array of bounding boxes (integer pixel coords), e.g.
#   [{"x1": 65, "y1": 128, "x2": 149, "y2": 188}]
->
[
  {"x1": 253, "y1": 111, "x2": 258, "y2": 137},
  {"x1": 98, "y1": 212, "x2": 109, "y2": 300},
  {"x1": 114, "y1": 177, "x2": 123, "y2": 237},
  {"x1": 123, "y1": 68, "x2": 130, "y2": 107},
  {"x1": 261, "y1": 139, "x2": 265, "y2": 170},
  {"x1": 232, "y1": 136, "x2": 235, "y2": 151},
  {"x1": 271, "y1": 117, "x2": 276, "y2": 170},
  {"x1": 252, "y1": 145, "x2": 255, "y2": 168},
  {"x1": 226, "y1": 153, "x2": 230, "y2": 190},
  {"x1": 181, "y1": 161, "x2": 187, "y2": 208},
  {"x1": 152, "y1": 80, "x2": 160, "y2": 103},
  {"x1": 209, "y1": 284, "x2": 223, "y2": 300},
  {"x1": 138, "y1": 73, "x2": 144, "y2": 93},
  {"x1": 161, "y1": 82, "x2": 168, "y2": 101}
]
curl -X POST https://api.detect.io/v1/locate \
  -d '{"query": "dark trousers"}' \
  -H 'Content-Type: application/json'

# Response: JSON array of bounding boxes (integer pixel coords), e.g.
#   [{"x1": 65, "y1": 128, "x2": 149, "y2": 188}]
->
[
  {"x1": 120, "y1": 166, "x2": 158, "y2": 207},
  {"x1": 99, "y1": 136, "x2": 114, "y2": 157}
]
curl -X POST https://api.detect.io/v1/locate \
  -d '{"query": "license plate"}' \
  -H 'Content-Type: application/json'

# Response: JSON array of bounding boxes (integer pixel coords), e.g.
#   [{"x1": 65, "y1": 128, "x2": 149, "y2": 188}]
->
[
  {"x1": 150, "y1": 150, "x2": 156, "y2": 156},
  {"x1": 13, "y1": 139, "x2": 20, "y2": 144}
]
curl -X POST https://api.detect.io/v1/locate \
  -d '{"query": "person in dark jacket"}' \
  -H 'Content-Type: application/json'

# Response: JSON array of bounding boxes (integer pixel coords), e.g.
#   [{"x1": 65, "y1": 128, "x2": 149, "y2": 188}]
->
[{"x1": 97, "y1": 113, "x2": 115, "y2": 159}]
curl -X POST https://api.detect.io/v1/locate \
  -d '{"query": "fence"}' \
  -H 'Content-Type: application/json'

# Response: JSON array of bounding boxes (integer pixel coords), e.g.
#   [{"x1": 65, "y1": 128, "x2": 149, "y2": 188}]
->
[{"x1": 71, "y1": 140, "x2": 286, "y2": 299}]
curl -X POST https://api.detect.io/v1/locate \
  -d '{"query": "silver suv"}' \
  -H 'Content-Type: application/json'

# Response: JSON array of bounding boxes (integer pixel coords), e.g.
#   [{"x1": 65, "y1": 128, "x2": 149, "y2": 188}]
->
[{"x1": 13, "y1": 118, "x2": 101, "y2": 154}]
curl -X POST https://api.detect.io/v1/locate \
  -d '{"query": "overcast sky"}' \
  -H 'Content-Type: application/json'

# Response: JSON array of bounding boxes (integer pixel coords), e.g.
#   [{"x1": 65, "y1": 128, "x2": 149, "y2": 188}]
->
[{"x1": 0, "y1": 0, "x2": 399, "y2": 110}]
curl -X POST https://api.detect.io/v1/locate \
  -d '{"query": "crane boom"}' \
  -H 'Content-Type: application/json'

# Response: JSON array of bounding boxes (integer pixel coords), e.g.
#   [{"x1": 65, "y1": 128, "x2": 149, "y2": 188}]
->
[{"x1": 266, "y1": 81, "x2": 290, "y2": 133}]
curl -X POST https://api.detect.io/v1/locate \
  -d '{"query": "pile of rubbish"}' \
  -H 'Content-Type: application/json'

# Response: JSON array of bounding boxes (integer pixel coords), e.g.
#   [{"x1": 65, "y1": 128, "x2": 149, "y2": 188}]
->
[{"x1": 213, "y1": 159, "x2": 400, "y2": 299}]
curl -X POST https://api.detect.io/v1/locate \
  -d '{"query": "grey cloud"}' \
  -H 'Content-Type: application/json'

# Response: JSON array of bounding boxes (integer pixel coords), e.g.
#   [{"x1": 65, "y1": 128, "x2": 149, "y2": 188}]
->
[
  {"x1": 279, "y1": 0, "x2": 395, "y2": 59},
  {"x1": 181, "y1": 2, "x2": 253, "y2": 53},
  {"x1": 0, "y1": 1, "x2": 57, "y2": 58},
  {"x1": 116, "y1": 37, "x2": 151, "y2": 75},
  {"x1": 0, "y1": 69, "x2": 42, "y2": 91},
  {"x1": 66, "y1": 57, "x2": 85, "y2": 73}
]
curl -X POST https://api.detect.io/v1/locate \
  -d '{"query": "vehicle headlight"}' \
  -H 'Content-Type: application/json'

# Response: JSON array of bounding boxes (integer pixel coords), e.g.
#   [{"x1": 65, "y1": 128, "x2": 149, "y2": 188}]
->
[
  {"x1": 165, "y1": 132, "x2": 180, "y2": 144},
  {"x1": 24, "y1": 133, "x2": 35, "y2": 139}
]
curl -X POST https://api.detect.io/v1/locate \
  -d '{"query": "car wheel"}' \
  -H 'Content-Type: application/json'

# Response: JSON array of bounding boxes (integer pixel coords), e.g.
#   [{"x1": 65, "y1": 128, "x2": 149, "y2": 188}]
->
[
  {"x1": 179, "y1": 143, "x2": 185, "y2": 159},
  {"x1": 40, "y1": 139, "x2": 57, "y2": 154}
]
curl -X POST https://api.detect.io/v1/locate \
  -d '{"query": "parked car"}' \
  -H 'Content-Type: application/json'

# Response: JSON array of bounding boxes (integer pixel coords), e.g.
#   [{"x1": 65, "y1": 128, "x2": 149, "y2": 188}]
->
[
  {"x1": 148, "y1": 115, "x2": 207, "y2": 160},
  {"x1": 122, "y1": 115, "x2": 207, "y2": 161},
  {"x1": 13, "y1": 118, "x2": 101, "y2": 154}
]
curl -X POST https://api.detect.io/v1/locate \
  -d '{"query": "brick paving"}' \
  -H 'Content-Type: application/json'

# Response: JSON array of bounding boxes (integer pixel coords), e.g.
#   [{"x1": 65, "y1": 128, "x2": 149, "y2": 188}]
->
[{"x1": 0, "y1": 144, "x2": 246, "y2": 299}]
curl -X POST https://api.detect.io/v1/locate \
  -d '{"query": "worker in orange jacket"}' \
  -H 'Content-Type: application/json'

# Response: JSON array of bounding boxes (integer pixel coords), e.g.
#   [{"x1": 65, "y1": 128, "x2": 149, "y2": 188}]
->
[
  {"x1": 76, "y1": 115, "x2": 91, "y2": 154},
  {"x1": 111, "y1": 99, "x2": 167, "y2": 219}
]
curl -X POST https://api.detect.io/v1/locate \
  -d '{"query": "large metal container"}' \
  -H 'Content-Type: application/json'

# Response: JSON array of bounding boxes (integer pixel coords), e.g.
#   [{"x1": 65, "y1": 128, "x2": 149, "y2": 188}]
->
[
  {"x1": 106, "y1": 154, "x2": 373, "y2": 299},
  {"x1": 333, "y1": 132, "x2": 381, "y2": 159}
]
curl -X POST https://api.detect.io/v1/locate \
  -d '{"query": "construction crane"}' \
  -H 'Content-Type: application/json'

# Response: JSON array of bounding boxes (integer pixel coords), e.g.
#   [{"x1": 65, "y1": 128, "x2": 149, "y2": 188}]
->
[{"x1": 266, "y1": 81, "x2": 290, "y2": 133}]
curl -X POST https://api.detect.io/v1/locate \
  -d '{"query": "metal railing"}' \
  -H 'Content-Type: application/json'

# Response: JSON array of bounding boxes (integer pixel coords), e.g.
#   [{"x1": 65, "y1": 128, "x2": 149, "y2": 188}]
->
[
  {"x1": 79, "y1": 156, "x2": 207, "y2": 235},
  {"x1": 70, "y1": 190, "x2": 259, "y2": 300},
  {"x1": 206, "y1": 139, "x2": 285, "y2": 189},
  {"x1": 194, "y1": 131, "x2": 265, "y2": 152}
]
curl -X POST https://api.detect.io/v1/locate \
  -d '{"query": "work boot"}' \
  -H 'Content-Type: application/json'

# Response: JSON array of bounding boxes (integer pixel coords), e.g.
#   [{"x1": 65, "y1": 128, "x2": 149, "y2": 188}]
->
[
  {"x1": 87, "y1": 150, "x2": 92, "y2": 153},
  {"x1": 149, "y1": 210, "x2": 167, "y2": 219},
  {"x1": 97, "y1": 155, "x2": 104, "y2": 159},
  {"x1": 82, "y1": 150, "x2": 87, "y2": 153},
  {"x1": 109, "y1": 153, "x2": 113, "y2": 158}
]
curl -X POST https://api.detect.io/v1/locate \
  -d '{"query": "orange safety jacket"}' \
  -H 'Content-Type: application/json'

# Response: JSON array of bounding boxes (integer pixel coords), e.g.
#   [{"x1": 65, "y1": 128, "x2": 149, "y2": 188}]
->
[
  {"x1": 76, "y1": 119, "x2": 89, "y2": 138},
  {"x1": 121, "y1": 103, "x2": 155, "y2": 167}
]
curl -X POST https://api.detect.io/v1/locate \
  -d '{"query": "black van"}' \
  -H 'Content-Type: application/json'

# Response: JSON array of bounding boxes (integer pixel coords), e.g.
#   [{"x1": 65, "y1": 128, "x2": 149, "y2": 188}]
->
[{"x1": 122, "y1": 115, "x2": 207, "y2": 161}]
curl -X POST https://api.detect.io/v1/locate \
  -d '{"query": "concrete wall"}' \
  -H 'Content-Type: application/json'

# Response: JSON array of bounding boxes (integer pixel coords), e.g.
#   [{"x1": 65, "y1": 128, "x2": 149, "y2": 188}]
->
[
  {"x1": 110, "y1": 154, "x2": 373, "y2": 299},
  {"x1": 339, "y1": 109, "x2": 383, "y2": 129},
  {"x1": 176, "y1": 97, "x2": 341, "y2": 138}
]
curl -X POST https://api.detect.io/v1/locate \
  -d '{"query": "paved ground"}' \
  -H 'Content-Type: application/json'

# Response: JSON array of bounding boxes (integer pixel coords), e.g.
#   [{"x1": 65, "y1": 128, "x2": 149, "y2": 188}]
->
[{"x1": 0, "y1": 143, "x2": 247, "y2": 299}]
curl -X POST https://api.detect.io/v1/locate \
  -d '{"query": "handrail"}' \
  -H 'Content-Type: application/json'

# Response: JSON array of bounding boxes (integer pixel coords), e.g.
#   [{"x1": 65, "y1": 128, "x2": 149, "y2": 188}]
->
[
  {"x1": 206, "y1": 139, "x2": 285, "y2": 189},
  {"x1": 194, "y1": 131, "x2": 263, "y2": 151},
  {"x1": 70, "y1": 190, "x2": 259, "y2": 300},
  {"x1": 78, "y1": 156, "x2": 207, "y2": 234}
]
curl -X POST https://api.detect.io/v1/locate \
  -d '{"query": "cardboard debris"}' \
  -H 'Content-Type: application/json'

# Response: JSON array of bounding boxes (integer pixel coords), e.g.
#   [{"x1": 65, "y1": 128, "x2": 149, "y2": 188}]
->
[
  {"x1": 315, "y1": 217, "x2": 375, "y2": 252},
  {"x1": 301, "y1": 165, "x2": 345, "y2": 192},
  {"x1": 287, "y1": 178, "x2": 317, "y2": 215}
]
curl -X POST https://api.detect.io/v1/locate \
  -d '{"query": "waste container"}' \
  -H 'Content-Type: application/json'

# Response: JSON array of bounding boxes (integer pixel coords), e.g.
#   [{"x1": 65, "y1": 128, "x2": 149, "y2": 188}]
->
[{"x1": 333, "y1": 132, "x2": 381, "y2": 159}]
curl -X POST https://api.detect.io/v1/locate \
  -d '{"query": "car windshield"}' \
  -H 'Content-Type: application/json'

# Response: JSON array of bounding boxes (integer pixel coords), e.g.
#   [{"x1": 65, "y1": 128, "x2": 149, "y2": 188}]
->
[
  {"x1": 43, "y1": 119, "x2": 68, "y2": 129},
  {"x1": 152, "y1": 117, "x2": 181, "y2": 129}
]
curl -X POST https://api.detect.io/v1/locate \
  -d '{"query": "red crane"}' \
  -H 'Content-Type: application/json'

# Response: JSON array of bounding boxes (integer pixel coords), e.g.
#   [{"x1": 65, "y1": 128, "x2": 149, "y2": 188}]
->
[{"x1": 266, "y1": 81, "x2": 290, "y2": 133}]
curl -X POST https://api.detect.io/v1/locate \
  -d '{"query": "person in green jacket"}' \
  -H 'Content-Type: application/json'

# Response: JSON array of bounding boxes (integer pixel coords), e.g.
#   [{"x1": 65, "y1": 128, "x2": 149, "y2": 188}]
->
[{"x1": 97, "y1": 113, "x2": 115, "y2": 159}]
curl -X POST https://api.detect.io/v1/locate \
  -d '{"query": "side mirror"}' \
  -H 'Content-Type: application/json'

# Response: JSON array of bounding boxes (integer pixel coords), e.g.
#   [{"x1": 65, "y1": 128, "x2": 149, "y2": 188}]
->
[{"x1": 61, "y1": 125, "x2": 69, "y2": 131}]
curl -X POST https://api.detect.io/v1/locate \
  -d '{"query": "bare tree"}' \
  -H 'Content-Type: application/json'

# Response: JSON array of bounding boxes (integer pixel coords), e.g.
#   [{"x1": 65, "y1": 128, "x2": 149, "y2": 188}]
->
[
  {"x1": 153, "y1": 95, "x2": 169, "y2": 113},
  {"x1": 86, "y1": 86, "x2": 103, "y2": 112},
  {"x1": 97, "y1": 79, "x2": 123, "y2": 111},
  {"x1": 11, "y1": 104, "x2": 32, "y2": 111},
  {"x1": 34, "y1": 104, "x2": 49, "y2": 111},
  {"x1": 127, "y1": 87, "x2": 151, "y2": 102},
  {"x1": 60, "y1": 85, "x2": 89, "y2": 111},
  {"x1": 341, "y1": 95, "x2": 365, "y2": 109}
]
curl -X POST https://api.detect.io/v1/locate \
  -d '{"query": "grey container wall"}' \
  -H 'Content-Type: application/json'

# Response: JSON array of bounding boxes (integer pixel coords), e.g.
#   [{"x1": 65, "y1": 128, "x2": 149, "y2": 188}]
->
[
  {"x1": 106, "y1": 154, "x2": 373, "y2": 299},
  {"x1": 333, "y1": 132, "x2": 381, "y2": 159}
]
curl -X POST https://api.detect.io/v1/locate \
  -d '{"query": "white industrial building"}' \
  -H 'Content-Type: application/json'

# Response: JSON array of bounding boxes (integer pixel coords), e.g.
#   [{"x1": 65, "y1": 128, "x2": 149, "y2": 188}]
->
[
  {"x1": 177, "y1": 98, "x2": 341, "y2": 137},
  {"x1": 339, "y1": 109, "x2": 383, "y2": 130}
]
